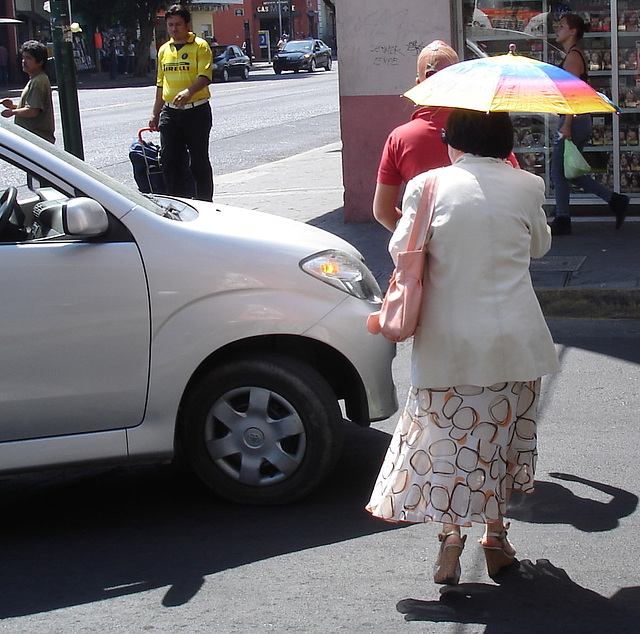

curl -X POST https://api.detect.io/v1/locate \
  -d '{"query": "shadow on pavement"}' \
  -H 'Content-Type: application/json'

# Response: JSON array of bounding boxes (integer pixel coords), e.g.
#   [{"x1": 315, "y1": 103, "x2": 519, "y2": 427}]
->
[
  {"x1": 397, "y1": 559, "x2": 640, "y2": 632},
  {"x1": 0, "y1": 422, "x2": 401, "y2": 617},
  {"x1": 508, "y1": 472, "x2": 638, "y2": 532}
]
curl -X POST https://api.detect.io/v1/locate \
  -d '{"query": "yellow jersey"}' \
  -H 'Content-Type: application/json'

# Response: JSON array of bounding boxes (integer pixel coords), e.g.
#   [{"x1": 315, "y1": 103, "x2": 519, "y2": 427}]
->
[{"x1": 156, "y1": 33, "x2": 212, "y2": 103}]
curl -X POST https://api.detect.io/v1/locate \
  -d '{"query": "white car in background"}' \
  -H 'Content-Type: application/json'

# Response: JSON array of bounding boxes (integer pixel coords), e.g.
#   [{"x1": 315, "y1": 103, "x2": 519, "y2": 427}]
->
[{"x1": 0, "y1": 122, "x2": 397, "y2": 505}]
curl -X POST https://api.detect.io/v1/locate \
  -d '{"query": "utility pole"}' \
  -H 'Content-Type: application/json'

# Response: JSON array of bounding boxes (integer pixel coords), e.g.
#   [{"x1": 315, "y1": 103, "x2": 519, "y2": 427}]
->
[{"x1": 50, "y1": 0, "x2": 84, "y2": 159}]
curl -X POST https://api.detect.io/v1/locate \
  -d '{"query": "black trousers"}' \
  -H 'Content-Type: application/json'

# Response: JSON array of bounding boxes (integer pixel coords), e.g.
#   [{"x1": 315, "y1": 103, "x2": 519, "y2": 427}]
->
[{"x1": 159, "y1": 102, "x2": 214, "y2": 201}]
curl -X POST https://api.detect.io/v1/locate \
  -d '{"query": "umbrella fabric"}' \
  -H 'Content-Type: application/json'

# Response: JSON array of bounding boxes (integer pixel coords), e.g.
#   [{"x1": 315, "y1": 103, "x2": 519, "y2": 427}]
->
[{"x1": 403, "y1": 53, "x2": 617, "y2": 115}]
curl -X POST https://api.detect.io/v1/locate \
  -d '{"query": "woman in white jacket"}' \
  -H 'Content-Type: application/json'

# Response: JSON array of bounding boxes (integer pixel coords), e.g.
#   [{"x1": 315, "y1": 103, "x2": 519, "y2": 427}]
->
[{"x1": 366, "y1": 109, "x2": 560, "y2": 585}]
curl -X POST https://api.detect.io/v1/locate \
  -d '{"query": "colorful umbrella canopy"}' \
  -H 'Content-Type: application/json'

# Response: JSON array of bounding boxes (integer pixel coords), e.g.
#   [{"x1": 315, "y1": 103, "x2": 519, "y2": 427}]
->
[{"x1": 403, "y1": 52, "x2": 618, "y2": 115}]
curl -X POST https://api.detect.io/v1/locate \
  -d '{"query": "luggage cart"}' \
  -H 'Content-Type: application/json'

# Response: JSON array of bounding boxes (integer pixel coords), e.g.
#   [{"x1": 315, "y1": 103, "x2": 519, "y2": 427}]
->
[{"x1": 129, "y1": 127, "x2": 166, "y2": 194}]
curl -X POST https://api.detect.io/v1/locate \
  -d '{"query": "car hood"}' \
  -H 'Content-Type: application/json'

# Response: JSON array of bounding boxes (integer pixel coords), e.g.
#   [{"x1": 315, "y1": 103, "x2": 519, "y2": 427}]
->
[
  {"x1": 277, "y1": 51, "x2": 307, "y2": 59},
  {"x1": 168, "y1": 199, "x2": 362, "y2": 260}
]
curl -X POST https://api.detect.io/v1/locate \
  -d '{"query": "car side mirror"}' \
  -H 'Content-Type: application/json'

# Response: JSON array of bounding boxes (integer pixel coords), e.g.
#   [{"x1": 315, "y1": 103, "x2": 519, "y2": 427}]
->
[{"x1": 62, "y1": 197, "x2": 109, "y2": 237}]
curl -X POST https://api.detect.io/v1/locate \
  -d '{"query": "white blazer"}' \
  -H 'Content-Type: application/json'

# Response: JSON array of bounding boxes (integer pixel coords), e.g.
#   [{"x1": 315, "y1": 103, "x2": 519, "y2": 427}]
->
[{"x1": 390, "y1": 154, "x2": 560, "y2": 388}]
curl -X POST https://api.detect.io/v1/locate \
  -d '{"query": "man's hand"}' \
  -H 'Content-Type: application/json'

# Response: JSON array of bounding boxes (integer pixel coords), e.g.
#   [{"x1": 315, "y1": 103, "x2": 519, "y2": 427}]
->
[{"x1": 171, "y1": 89, "x2": 191, "y2": 108}]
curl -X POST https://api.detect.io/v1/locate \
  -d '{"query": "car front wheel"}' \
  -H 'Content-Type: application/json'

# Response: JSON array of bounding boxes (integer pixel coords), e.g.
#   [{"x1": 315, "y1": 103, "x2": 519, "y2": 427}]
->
[
  {"x1": 325, "y1": 57, "x2": 332, "y2": 71},
  {"x1": 274, "y1": 66, "x2": 282, "y2": 75},
  {"x1": 222, "y1": 68, "x2": 229, "y2": 82},
  {"x1": 241, "y1": 66, "x2": 249, "y2": 80},
  {"x1": 308, "y1": 59, "x2": 316, "y2": 73},
  {"x1": 182, "y1": 354, "x2": 343, "y2": 505}
]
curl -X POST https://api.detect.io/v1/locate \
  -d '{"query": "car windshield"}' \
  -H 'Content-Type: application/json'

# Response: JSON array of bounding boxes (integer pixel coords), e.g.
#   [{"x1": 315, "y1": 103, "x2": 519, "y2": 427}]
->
[
  {"x1": 283, "y1": 41, "x2": 312, "y2": 53},
  {"x1": 211, "y1": 45, "x2": 228, "y2": 59},
  {"x1": 0, "y1": 121, "x2": 180, "y2": 218}
]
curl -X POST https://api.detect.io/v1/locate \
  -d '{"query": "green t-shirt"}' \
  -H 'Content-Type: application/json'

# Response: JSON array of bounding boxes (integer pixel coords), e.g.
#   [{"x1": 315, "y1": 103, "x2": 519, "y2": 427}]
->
[{"x1": 17, "y1": 71, "x2": 55, "y2": 143}]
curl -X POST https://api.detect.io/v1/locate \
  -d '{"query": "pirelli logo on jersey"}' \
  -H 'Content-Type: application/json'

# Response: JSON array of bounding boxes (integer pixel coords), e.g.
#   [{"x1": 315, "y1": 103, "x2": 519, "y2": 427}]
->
[{"x1": 164, "y1": 61, "x2": 191, "y2": 72}]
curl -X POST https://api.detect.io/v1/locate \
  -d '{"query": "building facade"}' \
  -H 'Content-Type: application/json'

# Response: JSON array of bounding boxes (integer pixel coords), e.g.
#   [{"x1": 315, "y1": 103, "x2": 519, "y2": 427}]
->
[{"x1": 192, "y1": 1, "x2": 326, "y2": 61}]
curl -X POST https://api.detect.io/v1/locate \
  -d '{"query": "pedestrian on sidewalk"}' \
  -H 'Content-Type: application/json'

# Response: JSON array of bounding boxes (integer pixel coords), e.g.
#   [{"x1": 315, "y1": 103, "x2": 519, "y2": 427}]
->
[
  {"x1": 127, "y1": 40, "x2": 137, "y2": 75},
  {"x1": 1, "y1": 40, "x2": 54, "y2": 143},
  {"x1": 551, "y1": 13, "x2": 629, "y2": 235},
  {"x1": 366, "y1": 109, "x2": 560, "y2": 586},
  {"x1": 373, "y1": 40, "x2": 458, "y2": 232},
  {"x1": 149, "y1": 4, "x2": 214, "y2": 201},
  {"x1": 108, "y1": 39, "x2": 118, "y2": 80}
]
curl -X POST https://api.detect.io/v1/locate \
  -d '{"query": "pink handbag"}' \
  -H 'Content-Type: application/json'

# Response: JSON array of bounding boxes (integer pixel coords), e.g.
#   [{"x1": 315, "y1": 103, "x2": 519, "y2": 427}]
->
[{"x1": 366, "y1": 170, "x2": 439, "y2": 342}]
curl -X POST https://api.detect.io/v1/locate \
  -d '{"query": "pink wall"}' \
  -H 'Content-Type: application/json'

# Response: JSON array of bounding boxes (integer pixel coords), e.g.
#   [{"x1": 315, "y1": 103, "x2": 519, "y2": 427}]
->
[
  {"x1": 340, "y1": 94, "x2": 416, "y2": 223},
  {"x1": 336, "y1": 0, "x2": 454, "y2": 222}
]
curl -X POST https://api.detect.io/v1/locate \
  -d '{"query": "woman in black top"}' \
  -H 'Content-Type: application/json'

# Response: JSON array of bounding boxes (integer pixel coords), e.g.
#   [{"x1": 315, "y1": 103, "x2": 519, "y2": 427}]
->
[{"x1": 550, "y1": 13, "x2": 628, "y2": 235}]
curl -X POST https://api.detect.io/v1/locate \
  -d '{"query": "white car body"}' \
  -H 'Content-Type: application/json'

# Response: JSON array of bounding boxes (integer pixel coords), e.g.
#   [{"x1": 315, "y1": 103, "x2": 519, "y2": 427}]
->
[{"x1": 0, "y1": 122, "x2": 397, "y2": 504}]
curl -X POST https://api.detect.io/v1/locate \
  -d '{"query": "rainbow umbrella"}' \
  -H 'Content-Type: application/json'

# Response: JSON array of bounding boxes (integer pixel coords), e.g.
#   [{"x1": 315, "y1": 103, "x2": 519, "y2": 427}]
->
[{"x1": 403, "y1": 52, "x2": 618, "y2": 115}]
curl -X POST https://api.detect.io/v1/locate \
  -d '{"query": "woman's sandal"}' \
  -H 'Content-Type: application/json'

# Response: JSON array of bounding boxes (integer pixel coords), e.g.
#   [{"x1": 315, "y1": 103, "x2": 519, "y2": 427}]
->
[
  {"x1": 480, "y1": 521, "x2": 516, "y2": 577},
  {"x1": 433, "y1": 531, "x2": 467, "y2": 585}
]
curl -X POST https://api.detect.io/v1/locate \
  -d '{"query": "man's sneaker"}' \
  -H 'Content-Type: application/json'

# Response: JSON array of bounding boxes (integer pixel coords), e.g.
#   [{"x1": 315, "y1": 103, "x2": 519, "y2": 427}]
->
[
  {"x1": 550, "y1": 216, "x2": 572, "y2": 236},
  {"x1": 609, "y1": 192, "x2": 629, "y2": 229}
]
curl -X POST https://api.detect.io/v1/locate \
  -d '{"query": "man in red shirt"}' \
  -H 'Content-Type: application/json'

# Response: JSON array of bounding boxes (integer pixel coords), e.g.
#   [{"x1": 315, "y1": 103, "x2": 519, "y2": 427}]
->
[{"x1": 373, "y1": 40, "x2": 458, "y2": 231}]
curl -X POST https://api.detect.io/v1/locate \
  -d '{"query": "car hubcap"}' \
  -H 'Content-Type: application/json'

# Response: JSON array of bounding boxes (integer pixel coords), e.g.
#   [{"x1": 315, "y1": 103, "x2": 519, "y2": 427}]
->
[{"x1": 204, "y1": 386, "x2": 306, "y2": 486}]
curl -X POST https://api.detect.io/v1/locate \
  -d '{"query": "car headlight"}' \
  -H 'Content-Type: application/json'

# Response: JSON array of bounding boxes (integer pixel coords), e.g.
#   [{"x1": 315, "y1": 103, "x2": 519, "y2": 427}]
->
[
  {"x1": 300, "y1": 250, "x2": 382, "y2": 302},
  {"x1": 303, "y1": 54, "x2": 311, "y2": 59}
]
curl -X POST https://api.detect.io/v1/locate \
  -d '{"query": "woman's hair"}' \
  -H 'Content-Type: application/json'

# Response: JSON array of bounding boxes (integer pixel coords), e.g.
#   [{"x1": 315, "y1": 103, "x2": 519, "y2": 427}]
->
[
  {"x1": 444, "y1": 109, "x2": 513, "y2": 159},
  {"x1": 165, "y1": 4, "x2": 191, "y2": 24},
  {"x1": 562, "y1": 13, "x2": 590, "y2": 39},
  {"x1": 20, "y1": 40, "x2": 48, "y2": 69}
]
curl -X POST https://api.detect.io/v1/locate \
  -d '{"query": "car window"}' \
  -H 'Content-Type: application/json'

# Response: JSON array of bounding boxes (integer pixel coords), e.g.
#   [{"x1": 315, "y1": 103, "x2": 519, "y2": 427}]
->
[
  {"x1": 211, "y1": 45, "x2": 227, "y2": 58},
  {"x1": 283, "y1": 41, "x2": 312, "y2": 53}
]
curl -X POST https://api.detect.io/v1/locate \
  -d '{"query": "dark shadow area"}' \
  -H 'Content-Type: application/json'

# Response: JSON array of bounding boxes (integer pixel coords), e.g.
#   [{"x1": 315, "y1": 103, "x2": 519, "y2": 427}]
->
[
  {"x1": 508, "y1": 473, "x2": 638, "y2": 532},
  {"x1": 0, "y1": 422, "x2": 401, "y2": 617},
  {"x1": 397, "y1": 559, "x2": 640, "y2": 632},
  {"x1": 548, "y1": 320, "x2": 640, "y2": 365}
]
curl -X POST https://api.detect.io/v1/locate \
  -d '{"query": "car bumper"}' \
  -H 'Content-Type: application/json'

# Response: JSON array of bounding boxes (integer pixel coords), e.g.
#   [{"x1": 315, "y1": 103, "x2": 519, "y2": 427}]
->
[
  {"x1": 305, "y1": 295, "x2": 398, "y2": 423},
  {"x1": 275, "y1": 59, "x2": 309, "y2": 71}
]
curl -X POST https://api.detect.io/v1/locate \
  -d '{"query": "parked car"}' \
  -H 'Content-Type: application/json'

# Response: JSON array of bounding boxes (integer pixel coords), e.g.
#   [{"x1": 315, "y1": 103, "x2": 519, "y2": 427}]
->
[
  {"x1": 211, "y1": 44, "x2": 250, "y2": 82},
  {"x1": 0, "y1": 122, "x2": 397, "y2": 505},
  {"x1": 273, "y1": 39, "x2": 332, "y2": 74}
]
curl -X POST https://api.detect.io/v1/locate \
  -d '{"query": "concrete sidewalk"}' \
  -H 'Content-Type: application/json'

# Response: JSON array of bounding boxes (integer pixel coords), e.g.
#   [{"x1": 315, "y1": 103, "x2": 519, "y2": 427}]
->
[{"x1": 215, "y1": 142, "x2": 640, "y2": 319}]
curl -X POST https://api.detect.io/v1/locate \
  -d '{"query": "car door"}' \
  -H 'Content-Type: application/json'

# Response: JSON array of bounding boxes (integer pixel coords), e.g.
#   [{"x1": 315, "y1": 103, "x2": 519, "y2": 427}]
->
[
  {"x1": 228, "y1": 46, "x2": 241, "y2": 75},
  {"x1": 0, "y1": 210, "x2": 150, "y2": 442},
  {"x1": 313, "y1": 41, "x2": 325, "y2": 66}
]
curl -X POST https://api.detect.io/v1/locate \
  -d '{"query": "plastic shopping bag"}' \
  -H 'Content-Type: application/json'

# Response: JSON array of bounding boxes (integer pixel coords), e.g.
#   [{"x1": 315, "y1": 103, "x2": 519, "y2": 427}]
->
[{"x1": 563, "y1": 140, "x2": 591, "y2": 179}]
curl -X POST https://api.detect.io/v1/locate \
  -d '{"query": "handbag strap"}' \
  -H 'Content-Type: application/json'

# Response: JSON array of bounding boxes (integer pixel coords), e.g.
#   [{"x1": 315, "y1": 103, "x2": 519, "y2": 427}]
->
[{"x1": 406, "y1": 169, "x2": 440, "y2": 252}]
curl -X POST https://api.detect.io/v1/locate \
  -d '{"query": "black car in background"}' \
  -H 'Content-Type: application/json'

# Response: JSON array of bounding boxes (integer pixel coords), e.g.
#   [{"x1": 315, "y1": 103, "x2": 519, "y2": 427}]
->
[
  {"x1": 273, "y1": 39, "x2": 332, "y2": 74},
  {"x1": 211, "y1": 45, "x2": 251, "y2": 82}
]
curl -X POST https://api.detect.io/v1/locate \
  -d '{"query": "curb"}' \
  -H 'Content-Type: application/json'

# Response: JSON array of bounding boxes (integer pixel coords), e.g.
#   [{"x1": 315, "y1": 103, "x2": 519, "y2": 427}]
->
[{"x1": 535, "y1": 288, "x2": 640, "y2": 319}]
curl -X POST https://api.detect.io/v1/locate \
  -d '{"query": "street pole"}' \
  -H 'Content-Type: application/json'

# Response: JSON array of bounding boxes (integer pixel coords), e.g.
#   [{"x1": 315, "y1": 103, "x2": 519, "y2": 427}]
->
[
  {"x1": 50, "y1": 0, "x2": 84, "y2": 159},
  {"x1": 288, "y1": 1, "x2": 293, "y2": 39}
]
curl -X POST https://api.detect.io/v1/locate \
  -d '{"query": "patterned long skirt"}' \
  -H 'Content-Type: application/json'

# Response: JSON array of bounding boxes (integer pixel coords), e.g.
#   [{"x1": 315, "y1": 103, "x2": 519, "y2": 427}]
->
[{"x1": 366, "y1": 380, "x2": 540, "y2": 527}]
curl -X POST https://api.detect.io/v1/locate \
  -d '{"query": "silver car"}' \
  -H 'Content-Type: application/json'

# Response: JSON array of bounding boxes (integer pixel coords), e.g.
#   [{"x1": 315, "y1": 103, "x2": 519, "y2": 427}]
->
[{"x1": 0, "y1": 122, "x2": 397, "y2": 505}]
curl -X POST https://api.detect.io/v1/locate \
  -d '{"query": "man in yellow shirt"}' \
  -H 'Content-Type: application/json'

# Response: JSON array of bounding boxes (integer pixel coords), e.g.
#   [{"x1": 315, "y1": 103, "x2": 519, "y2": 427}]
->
[{"x1": 149, "y1": 4, "x2": 213, "y2": 201}]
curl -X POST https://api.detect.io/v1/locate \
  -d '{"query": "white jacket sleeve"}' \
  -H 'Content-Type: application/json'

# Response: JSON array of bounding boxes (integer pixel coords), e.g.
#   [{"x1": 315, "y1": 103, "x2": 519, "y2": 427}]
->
[{"x1": 388, "y1": 173, "x2": 428, "y2": 265}]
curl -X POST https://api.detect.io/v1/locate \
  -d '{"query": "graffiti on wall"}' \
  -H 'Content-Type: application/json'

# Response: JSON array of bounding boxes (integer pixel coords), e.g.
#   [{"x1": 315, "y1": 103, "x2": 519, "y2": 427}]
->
[{"x1": 370, "y1": 40, "x2": 428, "y2": 66}]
